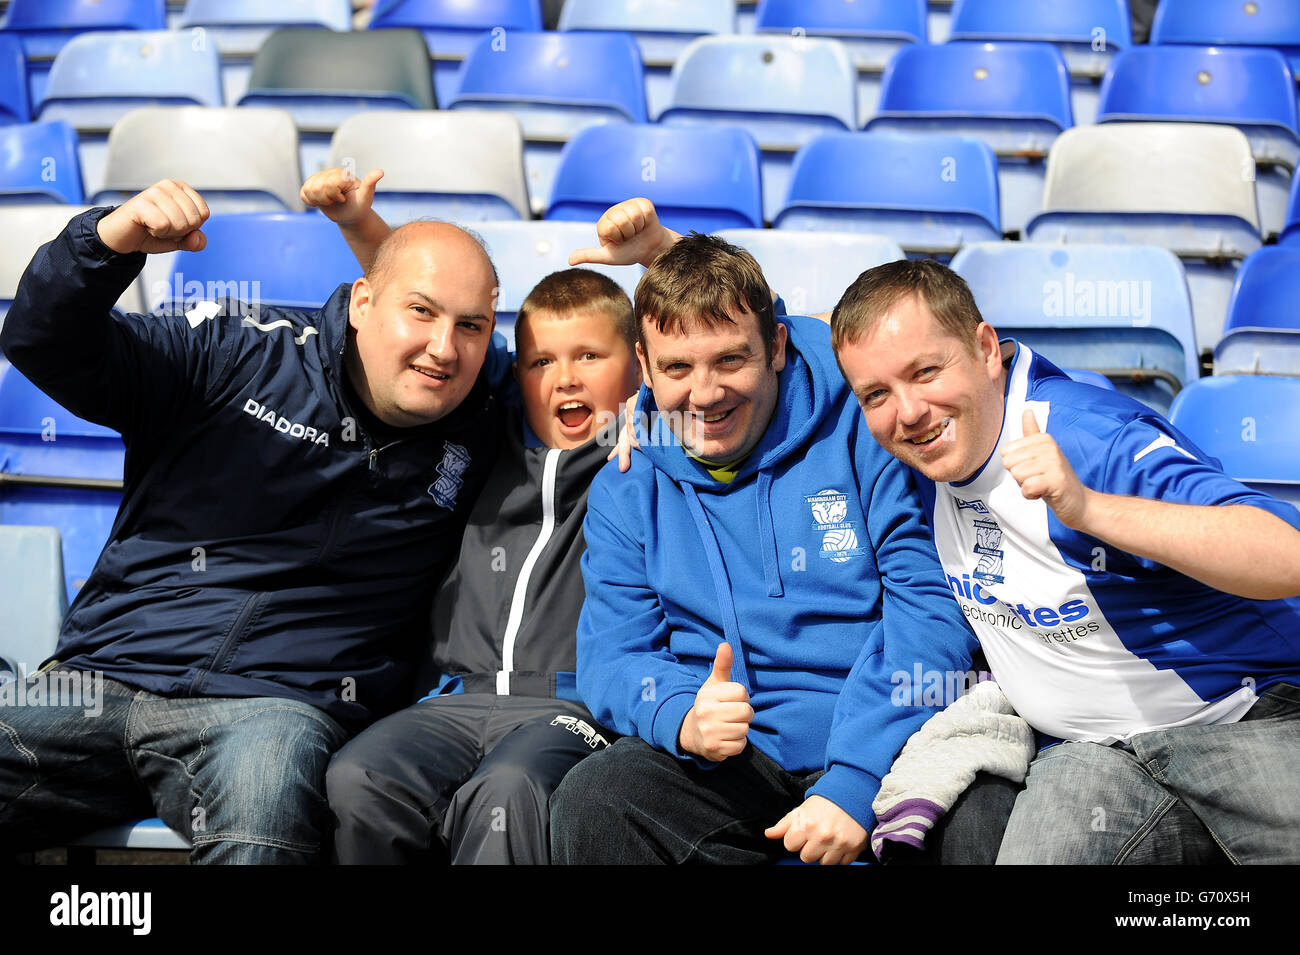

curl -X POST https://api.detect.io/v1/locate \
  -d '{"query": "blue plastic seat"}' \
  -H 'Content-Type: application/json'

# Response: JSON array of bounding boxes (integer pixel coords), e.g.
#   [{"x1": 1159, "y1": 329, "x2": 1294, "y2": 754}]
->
[
  {"x1": 0, "y1": 121, "x2": 83, "y2": 204},
  {"x1": 1213, "y1": 246, "x2": 1300, "y2": 377},
  {"x1": 715, "y1": 229, "x2": 904, "y2": 317},
  {"x1": 948, "y1": 0, "x2": 1131, "y2": 123},
  {"x1": 0, "y1": 523, "x2": 65, "y2": 684},
  {"x1": 0, "y1": 35, "x2": 30, "y2": 126},
  {"x1": 951, "y1": 242, "x2": 1199, "y2": 414},
  {"x1": 753, "y1": 0, "x2": 926, "y2": 125},
  {"x1": 774, "y1": 132, "x2": 1001, "y2": 260},
  {"x1": 471, "y1": 221, "x2": 644, "y2": 346},
  {"x1": 865, "y1": 41, "x2": 1072, "y2": 235},
  {"x1": 0, "y1": 0, "x2": 166, "y2": 108},
  {"x1": 154, "y1": 213, "x2": 360, "y2": 313},
  {"x1": 660, "y1": 35, "x2": 856, "y2": 224},
  {"x1": 1097, "y1": 45, "x2": 1300, "y2": 239},
  {"x1": 1025, "y1": 123, "x2": 1262, "y2": 359},
  {"x1": 176, "y1": 0, "x2": 352, "y2": 104},
  {"x1": 1151, "y1": 0, "x2": 1300, "y2": 77},
  {"x1": 0, "y1": 362, "x2": 124, "y2": 601},
  {"x1": 1168, "y1": 375, "x2": 1300, "y2": 507},
  {"x1": 1283, "y1": 172, "x2": 1300, "y2": 247},
  {"x1": 558, "y1": 0, "x2": 735, "y2": 118},
  {"x1": 369, "y1": 0, "x2": 544, "y2": 106},
  {"x1": 449, "y1": 31, "x2": 647, "y2": 215},
  {"x1": 546, "y1": 123, "x2": 763, "y2": 235}
]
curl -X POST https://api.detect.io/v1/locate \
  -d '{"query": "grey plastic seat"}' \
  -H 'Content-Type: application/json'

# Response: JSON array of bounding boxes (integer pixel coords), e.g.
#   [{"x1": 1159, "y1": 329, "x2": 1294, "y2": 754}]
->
[
  {"x1": 1025, "y1": 123, "x2": 1261, "y2": 359},
  {"x1": 327, "y1": 110, "x2": 531, "y2": 223},
  {"x1": 90, "y1": 107, "x2": 304, "y2": 214},
  {"x1": 715, "y1": 229, "x2": 904, "y2": 317},
  {"x1": 0, "y1": 205, "x2": 144, "y2": 334},
  {"x1": 0, "y1": 524, "x2": 65, "y2": 684}
]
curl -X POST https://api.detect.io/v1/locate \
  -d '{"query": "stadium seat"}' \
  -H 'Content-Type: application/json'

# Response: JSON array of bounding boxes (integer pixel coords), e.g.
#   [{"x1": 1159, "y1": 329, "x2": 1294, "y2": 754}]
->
[
  {"x1": 558, "y1": 0, "x2": 735, "y2": 119},
  {"x1": 1283, "y1": 172, "x2": 1300, "y2": 247},
  {"x1": 0, "y1": 121, "x2": 84, "y2": 204},
  {"x1": 951, "y1": 242, "x2": 1199, "y2": 414},
  {"x1": 369, "y1": 0, "x2": 543, "y2": 107},
  {"x1": 865, "y1": 41, "x2": 1073, "y2": 235},
  {"x1": 1096, "y1": 46, "x2": 1300, "y2": 239},
  {"x1": 546, "y1": 123, "x2": 763, "y2": 234},
  {"x1": 0, "y1": 523, "x2": 65, "y2": 685},
  {"x1": 1151, "y1": 0, "x2": 1300, "y2": 77},
  {"x1": 1025, "y1": 123, "x2": 1261, "y2": 362},
  {"x1": 152, "y1": 213, "x2": 360, "y2": 313},
  {"x1": 752, "y1": 0, "x2": 927, "y2": 126},
  {"x1": 927, "y1": 0, "x2": 954, "y2": 43},
  {"x1": 1168, "y1": 375, "x2": 1300, "y2": 508},
  {"x1": 471, "y1": 221, "x2": 644, "y2": 346},
  {"x1": 0, "y1": 34, "x2": 30, "y2": 126},
  {"x1": 0, "y1": 0, "x2": 166, "y2": 108},
  {"x1": 948, "y1": 0, "x2": 1132, "y2": 124},
  {"x1": 448, "y1": 31, "x2": 647, "y2": 216},
  {"x1": 1214, "y1": 246, "x2": 1300, "y2": 377},
  {"x1": 176, "y1": 0, "x2": 352, "y2": 105},
  {"x1": 0, "y1": 205, "x2": 144, "y2": 335},
  {"x1": 0, "y1": 362, "x2": 124, "y2": 602},
  {"x1": 659, "y1": 35, "x2": 856, "y2": 224},
  {"x1": 91, "y1": 107, "x2": 304, "y2": 214},
  {"x1": 238, "y1": 28, "x2": 435, "y2": 177},
  {"x1": 328, "y1": 110, "x2": 531, "y2": 224},
  {"x1": 715, "y1": 229, "x2": 905, "y2": 317},
  {"x1": 34, "y1": 30, "x2": 222, "y2": 197},
  {"x1": 774, "y1": 132, "x2": 1001, "y2": 260}
]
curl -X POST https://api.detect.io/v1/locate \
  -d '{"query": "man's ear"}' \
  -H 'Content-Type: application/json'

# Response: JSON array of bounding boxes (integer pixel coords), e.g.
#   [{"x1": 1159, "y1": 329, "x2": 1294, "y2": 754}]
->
[
  {"x1": 976, "y1": 321, "x2": 1002, "y2": 378},
  {"x1": 348, "y1": 276, "x2": 372, "y2": 332},
  {"x1": 635, "y1": 340, "x2": 651, "y2": 384},
  {"x1": 770, "y1": 321, "x2": 789, "y2": 373}
]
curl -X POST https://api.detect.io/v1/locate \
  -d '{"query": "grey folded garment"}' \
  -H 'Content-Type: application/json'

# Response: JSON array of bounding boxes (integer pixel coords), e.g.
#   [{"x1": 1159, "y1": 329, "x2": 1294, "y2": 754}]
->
[{"x1": 870, "y1": 680, "x2": 1034, "y2": 860}]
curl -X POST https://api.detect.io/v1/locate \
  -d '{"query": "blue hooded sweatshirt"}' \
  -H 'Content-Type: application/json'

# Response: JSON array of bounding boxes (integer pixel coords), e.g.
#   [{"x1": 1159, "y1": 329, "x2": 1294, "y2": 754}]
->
[{"x1": 576, "y1": 315, "x2": 980, "y2": 829}]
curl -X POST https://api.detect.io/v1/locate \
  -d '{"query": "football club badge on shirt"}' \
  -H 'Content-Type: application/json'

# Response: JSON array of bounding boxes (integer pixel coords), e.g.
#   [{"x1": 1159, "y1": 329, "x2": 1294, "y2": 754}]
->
[
  {"x1": 806, "y1": 488, "x2": 866, "y2": 563},
  {"x1": 429, "y1": 441, "x2": 472, "y2": 509}
]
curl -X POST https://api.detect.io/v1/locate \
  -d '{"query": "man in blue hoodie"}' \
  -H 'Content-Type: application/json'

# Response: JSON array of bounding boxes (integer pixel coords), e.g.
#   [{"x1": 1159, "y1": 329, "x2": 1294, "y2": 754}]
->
[{"x1": 549, "y1": 212, "x2": 986, "y2": 864}]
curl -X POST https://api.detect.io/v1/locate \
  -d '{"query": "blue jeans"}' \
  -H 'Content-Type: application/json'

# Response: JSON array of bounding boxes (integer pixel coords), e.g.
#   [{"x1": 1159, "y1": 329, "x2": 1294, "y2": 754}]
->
[
  {"x1": 0, "y1": 669, "x2": 349, "y2": 863},
  {"x1": 997, "y1": 683, "x2": 1300, "y2": 864}
]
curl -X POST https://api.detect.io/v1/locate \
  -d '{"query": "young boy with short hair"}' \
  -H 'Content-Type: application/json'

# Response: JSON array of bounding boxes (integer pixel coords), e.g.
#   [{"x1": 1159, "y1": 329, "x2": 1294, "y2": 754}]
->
[{"x1": 304, "y1": 170, "x2": 641, "y2": 864}]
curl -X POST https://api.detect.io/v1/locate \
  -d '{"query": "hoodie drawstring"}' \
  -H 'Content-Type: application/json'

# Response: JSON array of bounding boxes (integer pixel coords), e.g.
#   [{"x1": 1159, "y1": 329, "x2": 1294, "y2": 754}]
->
[
  {"x1": 682, "y1": 483, "x2": 754, "y2": 696},
  {"x1": 756, "y1": 469, "x2": 784, "y2": 598}
]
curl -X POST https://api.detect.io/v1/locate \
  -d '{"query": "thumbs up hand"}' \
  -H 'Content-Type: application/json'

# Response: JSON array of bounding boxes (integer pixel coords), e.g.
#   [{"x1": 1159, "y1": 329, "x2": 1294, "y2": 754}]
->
[
  {"x1": 678, "y1": 642, "x2": 754, "y2": 762},
  {"x1": 1001, "y1": 409, "x2": 1092, "y2": 530}
]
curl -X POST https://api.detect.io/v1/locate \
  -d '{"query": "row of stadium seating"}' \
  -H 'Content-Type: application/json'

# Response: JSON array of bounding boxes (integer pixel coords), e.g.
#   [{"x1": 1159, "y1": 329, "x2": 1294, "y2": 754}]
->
[{"x1": 3, "y1": 103, "x2": 1297, "y2": 357}]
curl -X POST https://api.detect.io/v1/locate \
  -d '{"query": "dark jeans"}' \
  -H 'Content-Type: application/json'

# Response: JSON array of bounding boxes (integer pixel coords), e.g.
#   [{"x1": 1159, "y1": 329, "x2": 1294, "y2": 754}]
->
[
  {"x1": 327, "y1": 694, "x2": 610, "y2": 864},
  {"x1": 549, "y1": 735, "x2": 1016, "y2": 864},
  {"x1": 0, "y1": 669, "x2": 349, "y2": 863}
]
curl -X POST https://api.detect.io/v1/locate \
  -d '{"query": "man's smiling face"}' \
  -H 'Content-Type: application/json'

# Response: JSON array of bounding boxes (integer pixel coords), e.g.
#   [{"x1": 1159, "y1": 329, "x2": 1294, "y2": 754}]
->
[
  {"x1": 346, "y1": 222, "x2": 497, "y2": 428},
  {"x1": 836, "y1": 292, "x2": 1005, "y2": 484},
  {"x1": 637, "y1": 304, "x2": 787, "y2": 465}
]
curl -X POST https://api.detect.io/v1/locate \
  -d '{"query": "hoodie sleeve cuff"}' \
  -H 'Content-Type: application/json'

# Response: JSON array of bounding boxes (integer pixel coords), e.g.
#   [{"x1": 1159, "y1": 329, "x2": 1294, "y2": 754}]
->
[
  {"x1": 807, "y1": 764, "x2": 881, "y2": 832},
  {"x1": 648, "y1": 690, "x2": 698, "y2": 760}
]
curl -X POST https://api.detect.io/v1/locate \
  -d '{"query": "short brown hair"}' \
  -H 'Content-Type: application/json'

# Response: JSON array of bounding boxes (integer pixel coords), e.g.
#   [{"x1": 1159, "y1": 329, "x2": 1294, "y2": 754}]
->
[
  {"x1": 515, "y1": 268, "x2": 634, "y2": 347},
  {"x1": 635, "y1": 233, "x2": 778, "y2": 364},
  {"x1": 831, "y1": 258, "x2": 984, "y2": 353}
]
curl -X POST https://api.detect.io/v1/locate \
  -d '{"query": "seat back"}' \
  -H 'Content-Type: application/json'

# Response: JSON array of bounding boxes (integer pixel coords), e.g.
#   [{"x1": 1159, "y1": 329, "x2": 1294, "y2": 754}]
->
[
  {"x1": 1151, "y1": 0, "x2": 1300, "y2": 75},
  {"x1": 949, "y1": 0, "x2": 1131, "y2": 67},
  {"x1": 0, "y1": 121, "x2": 84, "y2": 204},
  {"x1": 177, "y1": 0, "x2": 352, "y2": 55},
  {"x1": 753, "y1": 0, "x2": 927, "y2": 69},
  {"x1": 328, "y1": 110, "x2": 531, "y2": 222},
  {"x1": 1168, "y1": 375, "x2": 1300, "y2": 505},
  {"x1": 774, "y1": 132, "x2": 1001, "y2": 256},
  {"x1": 158, "y1": 212, "x2": 360, "y2": 312},
  {"x1": 370, "y1": 0, "x2": 544, "y2": 58},
  {"x1": 93, "y1": 106, "x2": 304, "y2": 213},
  {"x1": 558, "y1": 0, "x2": 733, "y2": 64},
  {"x1": 0, "y1": 34, "x2": 30, "y2": 125},
  {"x1": 36, "y1": 30, "x2": 223, "y2": 131},
  {"x1": 0, "y1": 524, "x2": 65, "y2": 683},
  {"x1": 449, "y1": 30, "x2": 647, "y2": 133},
  {"x1": 715, "y1": 229, "x2": 904, "y2": 317},
  {"x1": 951, "y1": 241, "x2": 1199, "y2": 412},
  {"x1": 546, "y1": 123, "x2": 763, "y2": 234},
  {"x1": 1214, "y1": 246, "x2": 1300, "y2": 376}
]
